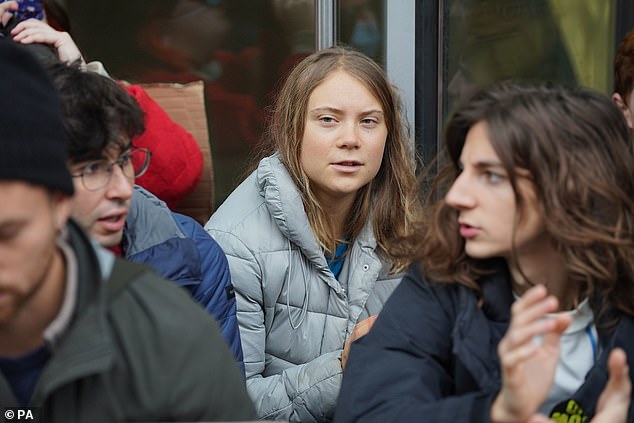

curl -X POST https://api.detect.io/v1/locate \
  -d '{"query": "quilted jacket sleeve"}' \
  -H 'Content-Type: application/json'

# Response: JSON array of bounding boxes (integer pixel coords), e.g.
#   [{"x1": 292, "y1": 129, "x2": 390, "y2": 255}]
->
[
  {"x1": 173, "y1": 212, "x2": 244, "y2": 374},
  {"x1": 207, "y1": 227, "x2": 343, "y2": 423}
]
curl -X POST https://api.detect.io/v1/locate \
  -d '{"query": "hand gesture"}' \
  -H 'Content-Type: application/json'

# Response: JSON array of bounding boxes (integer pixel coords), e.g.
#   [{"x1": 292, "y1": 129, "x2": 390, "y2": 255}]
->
[
  {"x1": 11, "y1": 19, "x2": 84, "y2": 63},
  {"x1": 490, "y1": 285, "x2": 572, "y2": 423},
  {"x1": 0, "y1": 1, "x2": 18, "y2": 27},
  {"x1": 342, "y1": 314, "x2": 378, "y2": 369},
  {"x1": 527, "y1": 348, "x2": 631, "y2": 423},
  {"x1": 593, "y1": 348, "x2": 631, "y2": 422}
]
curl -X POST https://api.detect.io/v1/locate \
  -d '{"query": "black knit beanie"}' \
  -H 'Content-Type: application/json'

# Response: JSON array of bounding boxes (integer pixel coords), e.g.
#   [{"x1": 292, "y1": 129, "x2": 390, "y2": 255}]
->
[{"x1": 0, "y1": 40, "x2": 74, "y2": 195}]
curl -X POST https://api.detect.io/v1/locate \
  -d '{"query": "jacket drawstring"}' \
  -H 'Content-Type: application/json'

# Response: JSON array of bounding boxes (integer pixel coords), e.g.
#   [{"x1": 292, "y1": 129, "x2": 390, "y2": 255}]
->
[{"x1": 286, "y1": 240, "x2": 309, "y2": 329}]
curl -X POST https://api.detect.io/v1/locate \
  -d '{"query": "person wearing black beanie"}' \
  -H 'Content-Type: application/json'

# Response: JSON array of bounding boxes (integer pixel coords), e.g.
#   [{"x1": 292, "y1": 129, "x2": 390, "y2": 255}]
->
[
  {"x1": 0, "y1": 38, "x2": 76, "y2": 410},
  {"x1": 0, "y1": 32, "x2": 256, "y2": 423},
  {"x1": 0, "y1": 38, "x2": 73, "y2": 195}
]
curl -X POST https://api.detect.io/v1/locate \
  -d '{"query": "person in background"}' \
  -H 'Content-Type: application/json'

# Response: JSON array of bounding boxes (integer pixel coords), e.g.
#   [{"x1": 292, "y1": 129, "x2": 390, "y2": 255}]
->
[
  {"x1": 45, "y1": 60, "x2": 244, "y2": 372},
  {"x1": 334, "y1": 81, "x2": 634, "y2": 423},
  {"x1": 613, "y1": 28, "x2": 634, "y2": 129},
  {"x1": 206, "y1": 46, "x2": 422, "y2": 422},
  {"x1": 1, "y1": 2, "x2": 204, "y2": 209},
  {"x1": 1, "y1": 6, "x2": 242, "y2": 368},
  {"x1": 0, "y1": 38, "x2": 255, "y2": 422},
  {"x1": 65, "y1": 0, "x2": 265, "y2": 161}
]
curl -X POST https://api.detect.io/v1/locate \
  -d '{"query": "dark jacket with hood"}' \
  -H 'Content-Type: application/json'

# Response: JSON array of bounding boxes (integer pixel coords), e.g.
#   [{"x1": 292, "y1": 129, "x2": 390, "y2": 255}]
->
[
  {"x1": 0, "y1": 220, "x2": 255, "y2": 422},
  {"x1": 334, "y1": 261, "x2": 634, "y2": 423}
]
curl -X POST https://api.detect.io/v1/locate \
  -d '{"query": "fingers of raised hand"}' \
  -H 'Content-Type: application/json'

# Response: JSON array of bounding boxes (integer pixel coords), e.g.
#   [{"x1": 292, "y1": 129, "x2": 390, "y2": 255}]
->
[
  {"x1": 0, "y1": 1, "x2": 18, "y2": 27},
  {"x1": 510, "y1": 285, "x2": 559, "y2": 325},
  {"x1": 11, "y1": 18, "x2": 54, "y2": 37},
  {"x1": 499, "y1": 286, "x2": 573, "y2": 373},
  {"x1": 607, "y1": 348, "x2": 629, "y2": 381},
  {"x1": 593, "y1": 349, "x2": 631, "y2": 422},
  {"x1": 0, "y1": 1, "x2": 18, "y2": 13},
  {"x1": 503, "y1": 283, "x2": 571, "y2": 352},
  {"x1": 526, "y1": 414, "x2": 553, "y2": 423},
  {"x1": 602, "y1": 348, "x2": 631, "y2": 403},
  {"x1": 498, "y1": 339, "x2": 539, "y2": 373}
]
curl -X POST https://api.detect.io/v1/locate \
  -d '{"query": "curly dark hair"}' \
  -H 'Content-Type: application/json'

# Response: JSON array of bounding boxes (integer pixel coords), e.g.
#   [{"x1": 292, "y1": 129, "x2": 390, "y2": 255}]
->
[
  {"x1": 413, "y1": 81, "x2": 634, "y2": 321},
  {"x1": 45, "y1": 61, "x2": 145, "y2": 163}
]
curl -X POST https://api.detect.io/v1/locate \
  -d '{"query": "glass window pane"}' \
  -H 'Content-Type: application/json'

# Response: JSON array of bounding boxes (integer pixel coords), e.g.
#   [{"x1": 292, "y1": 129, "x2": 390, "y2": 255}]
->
[
  {"x1": 64, "y1": 0, "x2": 316, "y2": 208},
  {"x1": 339, "y1": 0, "x2": 386, "y2": 66},
  {"x1": 442, "y1": 0, "x2": 616, "y2": 121}
]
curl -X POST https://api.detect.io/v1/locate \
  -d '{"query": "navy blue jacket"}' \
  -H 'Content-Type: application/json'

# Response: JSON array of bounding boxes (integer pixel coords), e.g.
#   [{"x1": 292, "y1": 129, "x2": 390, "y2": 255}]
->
[
  {"x1": 334, "y1": 261, "x2": 634, "y2": 422},
  {"x1": 123, "y1": 186, "x2": 244, "y2": 373}
]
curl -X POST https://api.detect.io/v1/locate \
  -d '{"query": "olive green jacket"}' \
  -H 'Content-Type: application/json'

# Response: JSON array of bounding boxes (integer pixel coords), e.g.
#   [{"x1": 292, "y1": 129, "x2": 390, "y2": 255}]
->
[{"x1": 0, "y1": 220, "x2": 256, "y2": 422}]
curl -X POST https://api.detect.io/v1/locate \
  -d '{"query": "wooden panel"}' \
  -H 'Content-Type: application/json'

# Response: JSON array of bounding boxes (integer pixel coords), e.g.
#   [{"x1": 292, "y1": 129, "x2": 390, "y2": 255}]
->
[{"x1": 141, "y1": 81, "x2": 214, "y2": 225}]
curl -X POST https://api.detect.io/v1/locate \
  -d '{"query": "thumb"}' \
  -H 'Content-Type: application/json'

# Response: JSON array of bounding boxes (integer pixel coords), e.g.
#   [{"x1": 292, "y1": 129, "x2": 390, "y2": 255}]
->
[
  {"x1": 527, "y1": 414, "x2": 553, "y2": 423},
  {"x1": 597, "y1": 348, "x2": 630, "y2": 411}
]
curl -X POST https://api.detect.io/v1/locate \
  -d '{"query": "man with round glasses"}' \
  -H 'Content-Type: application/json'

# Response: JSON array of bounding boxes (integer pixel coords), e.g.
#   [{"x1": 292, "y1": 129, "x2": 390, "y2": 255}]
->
[
  {"x1": 0, "y1": 39, "x2": 255, "y2": 421},
  {"x1": 71, "y1": 146, "x2": 151, "y2": 191},
  {"x1": 46, "y1": 60, "x2": 244, "y2": 372},
  {"x1": 69, "y1": 146, "x2": 151, "y2": 246}
]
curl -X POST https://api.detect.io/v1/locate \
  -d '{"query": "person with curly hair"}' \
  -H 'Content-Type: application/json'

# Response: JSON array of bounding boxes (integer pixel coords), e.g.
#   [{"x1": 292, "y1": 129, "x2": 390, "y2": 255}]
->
[{"x1": 336, "y1": 82, "x2": 634, "y2": 423}]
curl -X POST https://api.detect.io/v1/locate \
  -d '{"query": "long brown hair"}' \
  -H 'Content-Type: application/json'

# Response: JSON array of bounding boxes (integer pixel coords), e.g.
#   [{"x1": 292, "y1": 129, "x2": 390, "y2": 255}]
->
[
  {"x1": 415, "y1": 81, "x2": 634, "y2": 318},
  {"x1": 253, "y1": 46, "x2": 421, "y2": 272}
]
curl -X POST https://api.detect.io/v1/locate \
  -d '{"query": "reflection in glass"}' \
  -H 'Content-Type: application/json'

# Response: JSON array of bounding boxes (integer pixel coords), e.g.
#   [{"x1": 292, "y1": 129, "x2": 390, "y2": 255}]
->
[
  {"x1": 442, "y1": 0, "x2": 615, "y2": 122},
  {"x1": 339, "y1": 0, "x2": 385, "y2": 65},
  {"x1": 62, "y1": 0, "x2": 390, "y2": 208},
  {"x1": 65, "y1": 0, "x2": 318, "y2": 208}
]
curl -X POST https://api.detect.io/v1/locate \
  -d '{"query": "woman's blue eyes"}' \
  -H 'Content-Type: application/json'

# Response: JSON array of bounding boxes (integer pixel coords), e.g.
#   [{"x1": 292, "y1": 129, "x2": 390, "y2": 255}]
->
[
  {"x1": 318, "y1": 117, "x2": 378, "y2": 125},
  {"x1": 484, "y1": 171, "x2": 504, "y2": 184},
  {"x1": 455, "y1": 164, "x2": 507, "y2": 185}
]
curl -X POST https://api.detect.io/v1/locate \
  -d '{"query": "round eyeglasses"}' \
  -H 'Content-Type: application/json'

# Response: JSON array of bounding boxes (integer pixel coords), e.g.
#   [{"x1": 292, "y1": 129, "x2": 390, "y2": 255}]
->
[{"x1": 72, "y1": 147, "x2": 152, "y2": 191}]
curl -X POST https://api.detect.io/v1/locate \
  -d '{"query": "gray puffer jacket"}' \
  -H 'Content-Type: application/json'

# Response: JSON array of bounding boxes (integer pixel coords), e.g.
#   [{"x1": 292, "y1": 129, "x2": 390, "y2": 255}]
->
[{"x1": 205, "y1": 154, "x2": 403, "y2": 422}]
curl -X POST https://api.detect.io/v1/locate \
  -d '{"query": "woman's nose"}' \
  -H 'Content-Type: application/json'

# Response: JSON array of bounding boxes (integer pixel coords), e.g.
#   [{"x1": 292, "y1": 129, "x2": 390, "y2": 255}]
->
[{"x1": 445, "y1": 172, "x2": 476, "y2": 210}]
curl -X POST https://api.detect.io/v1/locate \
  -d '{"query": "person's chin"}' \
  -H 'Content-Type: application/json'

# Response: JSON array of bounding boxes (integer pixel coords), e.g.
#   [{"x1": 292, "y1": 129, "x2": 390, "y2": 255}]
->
[
  {"x1": 98, "y1": 231, "x2": 124, "y2": 249},
  {"x1": 464, "y1": 242, "x2": 499, "y2": 259},
  {"x1": 0, "y1": 293, "x2": 19, "y2": 326}
]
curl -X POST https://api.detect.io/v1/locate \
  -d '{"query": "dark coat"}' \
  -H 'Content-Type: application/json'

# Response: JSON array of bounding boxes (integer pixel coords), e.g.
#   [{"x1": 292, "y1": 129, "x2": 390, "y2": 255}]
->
[
  {"x1": 0, "y1": 220, "x2": 256, "y2": 422},
  {"x1": 334, "y1": 262, "x2": 634, "y2": 422}
]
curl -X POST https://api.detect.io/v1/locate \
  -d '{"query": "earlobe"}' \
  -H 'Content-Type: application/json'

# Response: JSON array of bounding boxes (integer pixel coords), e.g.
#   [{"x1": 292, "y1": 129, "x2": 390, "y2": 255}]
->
[
  {"x1": 51, "y1": 194, "x2": 72, "y2": 232},
  {"x1": 612, "y1": 93, "x2": 634, "y2": 129},
  {"x1": 612, "y1": 92, "x2": 626, "y2": 110}
]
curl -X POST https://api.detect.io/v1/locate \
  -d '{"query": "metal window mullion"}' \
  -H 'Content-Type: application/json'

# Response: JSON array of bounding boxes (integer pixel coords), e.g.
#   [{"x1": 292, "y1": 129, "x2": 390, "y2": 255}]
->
[{"x1": 315, "y1": 0, "x2": 337, "y2": 50}]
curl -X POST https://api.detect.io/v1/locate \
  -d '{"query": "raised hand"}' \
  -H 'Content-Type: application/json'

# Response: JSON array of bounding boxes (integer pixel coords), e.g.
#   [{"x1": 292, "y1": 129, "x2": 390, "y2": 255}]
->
[
  {"x1": 0, "y1": 1, "x2": 18, "y2": 27},
  {"x1": 490, "y1": 285, "x2": 572, "y2": 423},
  {"x1": 593, "y1": 348, "x2": 631, "y2": 423},
  {"x1": 11, "y1": 18, "x2": 84, "y2": 63},
  {"x1": 527, "y1": 348, "x2": 631, "y2": 423}
]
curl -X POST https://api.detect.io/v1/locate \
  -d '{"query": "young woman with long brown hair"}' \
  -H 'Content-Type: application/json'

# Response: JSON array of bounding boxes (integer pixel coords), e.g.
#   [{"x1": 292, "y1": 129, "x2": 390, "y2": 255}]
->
[
  {"x1": 205, "y1": 46, "x2": 421, "y2": 422},
  {"x1": 335, "y1": 82, "x2": 634, "y2": 423}
]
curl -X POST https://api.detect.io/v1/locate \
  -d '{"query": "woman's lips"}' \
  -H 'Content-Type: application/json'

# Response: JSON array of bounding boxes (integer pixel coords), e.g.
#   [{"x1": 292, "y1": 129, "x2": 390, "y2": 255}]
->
[
  {"x1": 331, "y1": 161, "x2": 363, "y2": 173},
  {"x1": 459, "y1": 223, "x2": 481, "y2": 238}
]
